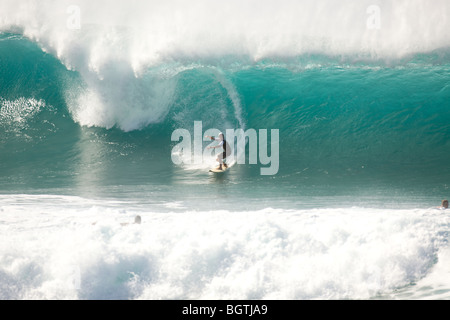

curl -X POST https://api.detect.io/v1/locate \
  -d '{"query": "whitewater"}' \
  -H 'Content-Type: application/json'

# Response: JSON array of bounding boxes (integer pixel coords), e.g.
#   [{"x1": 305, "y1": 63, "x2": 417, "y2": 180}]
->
[
  {"x1": 1, "y1": 195, "x2": 449, "y2": 300},
  {"x1": 1, "y1": 0, "x2": 450, "y2": 300}
]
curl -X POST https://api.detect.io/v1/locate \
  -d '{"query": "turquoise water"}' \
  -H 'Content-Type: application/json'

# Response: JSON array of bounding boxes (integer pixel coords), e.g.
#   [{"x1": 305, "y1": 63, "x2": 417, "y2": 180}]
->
[
  {"x1": 1, "y1": 0, "x2": 450, "y2": 300},
  {"x1": 1, "y1": 33, "x2": 449, "y2": 207}
]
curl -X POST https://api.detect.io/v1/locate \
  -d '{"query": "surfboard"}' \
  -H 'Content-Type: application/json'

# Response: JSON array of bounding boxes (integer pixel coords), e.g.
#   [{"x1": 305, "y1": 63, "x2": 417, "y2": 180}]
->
[{"x1": 209, "y1": 166, "x2": 229, "y2": 173}]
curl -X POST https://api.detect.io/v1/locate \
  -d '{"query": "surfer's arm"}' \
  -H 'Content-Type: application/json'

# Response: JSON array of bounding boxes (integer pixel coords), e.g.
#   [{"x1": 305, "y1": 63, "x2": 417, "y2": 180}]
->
[
  {"x1": 207, "y1": 140, "x2": 224, "y2": 149},
  {"x1": 205, "y1": 135, "x2": 219, "y2": 141}
]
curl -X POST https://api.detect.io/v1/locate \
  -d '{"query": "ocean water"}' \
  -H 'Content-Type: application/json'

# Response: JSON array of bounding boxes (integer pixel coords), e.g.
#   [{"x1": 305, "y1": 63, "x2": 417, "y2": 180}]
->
[{"x1": 1, "y1": 0, "x2": 450, "y2": 300}]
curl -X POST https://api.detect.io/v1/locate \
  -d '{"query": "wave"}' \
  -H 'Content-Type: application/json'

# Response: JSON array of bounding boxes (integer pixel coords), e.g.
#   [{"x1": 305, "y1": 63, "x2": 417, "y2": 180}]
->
[
  {"x1": 1, "y1": 34, "x2": 450, "y2": 183},
  {"x1": 1, "y1": 0, "x2": 450, "y2": 131},
  {"x1": 1, "y1": 1, "x2": 450, "y2": 190}
]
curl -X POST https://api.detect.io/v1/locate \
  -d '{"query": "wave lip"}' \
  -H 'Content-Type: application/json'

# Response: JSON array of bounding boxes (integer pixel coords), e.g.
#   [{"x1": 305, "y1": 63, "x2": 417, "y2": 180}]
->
[{"x1": 2, "y1": 0, "x2": 450, "y2": 63}]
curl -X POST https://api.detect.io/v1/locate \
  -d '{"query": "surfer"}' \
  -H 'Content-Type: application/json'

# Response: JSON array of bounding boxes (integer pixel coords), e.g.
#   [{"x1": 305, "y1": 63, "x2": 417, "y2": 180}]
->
[
  {"x1": 440, "y1": 200, "x2": 448, "y2": 209},
  {"x1": 206, "y1": 132, "x2": 231, "y2": 171}
]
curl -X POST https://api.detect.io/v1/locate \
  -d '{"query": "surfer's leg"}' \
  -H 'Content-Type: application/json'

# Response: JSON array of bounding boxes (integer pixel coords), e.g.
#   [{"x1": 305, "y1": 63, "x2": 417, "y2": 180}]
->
[
  {"x1": 218, "y1": 153, "x2": 224, "y2": 169},
  {"x1": 223, "y1": 150, "x2": 230, "y2": 168}
]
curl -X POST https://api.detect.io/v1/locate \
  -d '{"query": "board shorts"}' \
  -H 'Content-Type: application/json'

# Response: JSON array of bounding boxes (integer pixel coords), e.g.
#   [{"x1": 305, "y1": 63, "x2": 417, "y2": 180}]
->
[{"x1": 219, "y1": 149, "x2": 231, "y2": 162}]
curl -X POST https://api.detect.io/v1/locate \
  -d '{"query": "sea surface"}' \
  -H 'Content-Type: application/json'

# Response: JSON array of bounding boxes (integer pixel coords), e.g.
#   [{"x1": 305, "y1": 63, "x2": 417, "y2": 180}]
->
[{"x1": 1, "y1": 0, "x2": 450, "y2": 300}]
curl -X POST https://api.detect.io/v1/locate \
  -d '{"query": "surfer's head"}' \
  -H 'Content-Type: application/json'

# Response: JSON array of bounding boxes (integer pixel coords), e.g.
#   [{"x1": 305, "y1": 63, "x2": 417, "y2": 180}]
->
[
  {"x1": 218, "y1": 132, "x2": 224, "y2": 141},
  {"x1": 134, "y1": 215, "x2": 142, "y2": 224},
  {"x1": 442, "y1": 200, "x2": 448, "y2": 209}
]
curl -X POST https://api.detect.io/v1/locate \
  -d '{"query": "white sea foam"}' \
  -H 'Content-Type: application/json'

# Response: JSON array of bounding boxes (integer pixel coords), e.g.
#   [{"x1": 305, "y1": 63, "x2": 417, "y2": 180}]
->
[
  {"x1": 1, "y1": 195, "x2": 449, "y2": 299},
  {"x1": 1, "y1": 0, "x2": 449, "y2": 64},
  {"x1": 0, "y1": 98, "x2": 46, "y2": 129}
]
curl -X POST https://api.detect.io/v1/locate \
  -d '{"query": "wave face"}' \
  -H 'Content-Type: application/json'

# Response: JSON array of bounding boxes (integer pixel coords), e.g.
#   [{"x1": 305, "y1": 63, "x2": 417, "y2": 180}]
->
[{"x1": 1, "y1": 32, "x2": 450, "y2": 195}]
